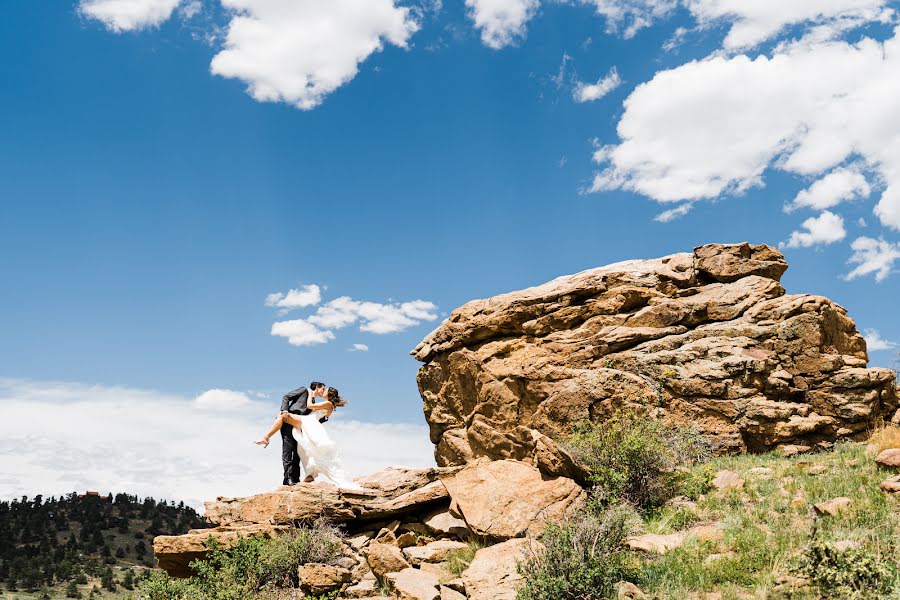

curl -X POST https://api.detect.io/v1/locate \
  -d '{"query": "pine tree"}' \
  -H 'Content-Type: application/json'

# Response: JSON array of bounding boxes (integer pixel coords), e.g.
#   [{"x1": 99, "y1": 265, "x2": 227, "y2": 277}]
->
[
  {"x1": 122, "y1": 568, "x2": 135, "y2": 590},
  {"x1": 65, "y1": 579, "x2": 82, "y2": 598}
]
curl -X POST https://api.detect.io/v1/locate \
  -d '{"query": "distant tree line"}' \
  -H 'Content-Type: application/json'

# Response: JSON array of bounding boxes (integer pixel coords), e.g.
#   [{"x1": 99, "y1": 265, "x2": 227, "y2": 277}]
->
[{"x1": 0, "y1": 492, "x2": 205, "y2": 595}]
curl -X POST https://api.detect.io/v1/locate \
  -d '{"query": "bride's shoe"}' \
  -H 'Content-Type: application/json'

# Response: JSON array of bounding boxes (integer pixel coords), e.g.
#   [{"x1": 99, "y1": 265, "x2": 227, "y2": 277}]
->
[{"x1": 254, "y1": 438, "x2": 269, "y2": 448}]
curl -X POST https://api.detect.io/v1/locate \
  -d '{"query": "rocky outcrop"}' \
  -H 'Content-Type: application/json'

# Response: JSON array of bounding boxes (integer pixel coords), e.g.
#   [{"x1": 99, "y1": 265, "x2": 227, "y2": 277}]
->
[{"x1": 412, "y1": 243, "x2": 898, "y2": 476}]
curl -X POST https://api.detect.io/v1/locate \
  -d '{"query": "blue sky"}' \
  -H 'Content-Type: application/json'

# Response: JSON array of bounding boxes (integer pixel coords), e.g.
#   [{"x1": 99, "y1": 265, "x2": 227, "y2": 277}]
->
[{"x1": 2, "y1": 0, "x2": 899, "y2": 502}]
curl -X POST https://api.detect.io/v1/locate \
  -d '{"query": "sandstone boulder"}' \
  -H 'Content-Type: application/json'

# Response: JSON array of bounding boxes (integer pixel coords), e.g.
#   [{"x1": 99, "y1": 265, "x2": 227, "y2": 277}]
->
[
  {"x1": 462, "y1": 538, "x2": 535, "y2": 600},
  {"x1": 412, "y1": 243, "x2": 897, "y2": 477},
  {"x1": 441, "y1": 459, "x2": 586, "y2": 539},
  {"x1": 367, "y1": 542, "x2": 411, "y2": 579},
  {"x1": 385, "y1": 568, "x2": 440, "y2": 600},
  {"x1": 153, "y1": 524, "x2": 285, "y2": 577},
  {"x1": 403, "y1": 540, "x2": 469, "y2": 565},
  {"x1": 298, "y1": 563, "x2": 352, "y2": 594},
  {"x1": 875, "y1": 448, "x2": 900, "y2": 469},
  {"x1": 814, "y1": 497, "x2": 852, "y2": 516}
]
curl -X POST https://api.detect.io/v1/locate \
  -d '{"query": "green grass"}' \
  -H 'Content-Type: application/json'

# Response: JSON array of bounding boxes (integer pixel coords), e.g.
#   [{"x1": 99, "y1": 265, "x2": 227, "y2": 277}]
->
[{"x1": 633, "y1": 442, "x2": 900, "y2": 599}]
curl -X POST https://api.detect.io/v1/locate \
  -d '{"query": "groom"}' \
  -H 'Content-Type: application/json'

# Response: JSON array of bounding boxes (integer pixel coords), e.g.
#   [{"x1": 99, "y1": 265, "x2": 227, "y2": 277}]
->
[{"x1": 280, "y1": 381, "x2": 327, "y2": 485}]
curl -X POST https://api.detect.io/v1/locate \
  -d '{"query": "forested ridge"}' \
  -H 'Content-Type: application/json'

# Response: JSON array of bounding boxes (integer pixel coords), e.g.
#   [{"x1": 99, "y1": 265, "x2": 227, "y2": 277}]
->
[{"x1": 0, "y1": 492, "x2": 204, "y2": 598}]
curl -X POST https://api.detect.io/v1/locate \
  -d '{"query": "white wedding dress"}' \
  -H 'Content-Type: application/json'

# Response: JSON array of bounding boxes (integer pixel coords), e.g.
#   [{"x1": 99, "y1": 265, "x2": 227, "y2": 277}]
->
[{"x1": 292, "y1": 412, "x2": 362, "y2": 490}]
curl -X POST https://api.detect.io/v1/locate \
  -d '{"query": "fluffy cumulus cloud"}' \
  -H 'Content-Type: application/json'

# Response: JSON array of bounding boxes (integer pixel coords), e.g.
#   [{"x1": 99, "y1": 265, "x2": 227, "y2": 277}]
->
[
  {"x1": 79, "y1": 0, "x2": 183, "y2": 32},
  {"x1": 591, "y1": 27, "x2": 900, "y2": 279},
  {"x1": 193, "y1": 388, "x2": 253, "y2": 410},
  {"x1": 265, "y1": 284, "x2": 322, "y2": 311},
  {"x1": 0, "y1": 378, "x2": 435, "y2": 510},
  {"x1": 783, "y1": 211, "x2": 847, "y2": 248},
  {"x1": 863, "y1": 328, "x2": 897, "y2": 351},
  {"x1": 573, "y1": 67, "x2": 622, "y2": 103},
  {"x1": 685, "y1": 0, "x2": 896, "y2": 51},
  {"x1": 786, "y1": 167, "x2": 871, "y2": 212},
  {"x1": 465, "y1": 0, "x2": 540, "y2": 49},
  {"x1": 267, "y1": 288, "x2": 438, "y2": 347},
  {"x1": 845, "y1": 236, "x2": 900, "y2": 281},
  {"x1": 210, "y1": 0, "x2": 419, "y2": 110}
]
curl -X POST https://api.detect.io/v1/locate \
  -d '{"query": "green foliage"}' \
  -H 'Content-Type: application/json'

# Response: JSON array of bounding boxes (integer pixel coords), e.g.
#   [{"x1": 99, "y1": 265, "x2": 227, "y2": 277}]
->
[
  {"x1": 793, "y1": 541, "x2": 895, "y2": 598},
  {"x1": 564, "y1": 411, "x2": 711, "y2": 510},
  {"x1": 136, "y1": 519, "x2": 345, "y2": 600},
  {"x1": 445, "y1": 539, "x2": 486, "y2": 577},
  {"x1": 516, "y1": 505, "x2": 638, "y2": 600}
]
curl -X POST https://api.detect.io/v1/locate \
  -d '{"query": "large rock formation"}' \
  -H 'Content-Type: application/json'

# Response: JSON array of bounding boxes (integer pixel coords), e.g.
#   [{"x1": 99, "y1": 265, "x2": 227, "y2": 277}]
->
[{"x1": 413, "y1": 243, "x2": 898, "y2": 475}]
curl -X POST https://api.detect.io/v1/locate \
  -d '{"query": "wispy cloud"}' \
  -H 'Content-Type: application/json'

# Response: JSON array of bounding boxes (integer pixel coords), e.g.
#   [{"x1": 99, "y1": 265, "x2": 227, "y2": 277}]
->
[
  {"x1": 573, "y1": 66, "x2": 622, "y2": 103},
  {"x1": 863, "y1": 328, "x2": 897, "y2": 351},
  {"x1": 845, "y1": 237, "x2": 900, "y2": 282},
  {"x1": 349, "y1": 343, "x2": 370, "y2": 352}
]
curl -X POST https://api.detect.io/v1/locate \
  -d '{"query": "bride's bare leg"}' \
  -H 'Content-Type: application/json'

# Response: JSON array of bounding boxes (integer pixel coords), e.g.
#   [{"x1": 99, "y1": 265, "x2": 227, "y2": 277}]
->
[{"x1": 255, "y1": 413, "x2": 303, "y2": 447}]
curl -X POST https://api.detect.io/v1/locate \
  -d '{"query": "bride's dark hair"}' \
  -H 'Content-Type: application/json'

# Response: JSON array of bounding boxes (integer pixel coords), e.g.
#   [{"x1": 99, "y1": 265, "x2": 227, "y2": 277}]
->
[{"x1": 327, "y1": 387, "x2": 343, "y2": 406}]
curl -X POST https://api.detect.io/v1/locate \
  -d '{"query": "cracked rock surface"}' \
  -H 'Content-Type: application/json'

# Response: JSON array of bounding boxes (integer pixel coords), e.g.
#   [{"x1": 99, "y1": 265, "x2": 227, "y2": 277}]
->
[{"x1": 412, "y1": 243, "x2": 898, "y2": 477}]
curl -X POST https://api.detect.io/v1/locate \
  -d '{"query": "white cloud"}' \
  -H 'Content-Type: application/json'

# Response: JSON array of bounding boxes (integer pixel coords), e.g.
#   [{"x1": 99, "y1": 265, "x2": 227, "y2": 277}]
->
[
  {"x1": 350, "y1": 343, "x2": 370, "y2": 352},
  {"x1": 0, "y1": 378, "x2": 435, "y2": 510},
  {"x1": 193, "y1": 388, "x2": 253, "y2": 410},
  {"x1": 845, "y1": 236, "x2": 900, "y2": 281},
  {"x1": 592, "y1": 30, "x2": 900, "y2": 243},
  {"x1": 210, "y1": 0, "x2": 419, "y2": 110},
  {"x1": 265, "y1": 284, "x2": 322, "y2": 311},
  {"x1": 654, "y1": 202, "x2": 693, "y2": 222},
  {"x1": 465, "y1": 0, "x2": 540, "y2": 49},
  {"x1": 584, "y1": 0, "x2": 678, "y2": 39},
  {"x1": 784, "y1": 211, "x2": 847, "y2": 248},
  {"x1": 786, "y1": 167, "x2": 871, "y2": 212},
  {"x1": 270, "y1": 318, "x2": 335, "y2": 346},
  {"x1": 271, "y1": 294, "x2": 438, "y2": 346},
  {"x1": 79, "y1": 0, "x2": 182, "y2": 32},
  {"x1": 180, "y1": 0, "x2": 202, "y2": 18},
  {"x1": 574, "y1": 67, "x2": 622, "y2": 103},
  {"x1": 863, "y1": 328, "x2": 898, "y2": 351},
  {"x1": 685, "y1": 0, "x2": 896, "y2": 51}
]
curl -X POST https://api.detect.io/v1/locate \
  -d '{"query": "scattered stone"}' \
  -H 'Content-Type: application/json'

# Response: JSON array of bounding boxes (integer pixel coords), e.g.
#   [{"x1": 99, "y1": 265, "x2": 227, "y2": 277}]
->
[
  {"x1": 396, "y1": 531, "x2": 419, "y2": 548},
  {"x1": 442, "y1": 459, "x2": 585, "y2": 539},
  {"x1": 366, "y1": 542, "x2": 411, "y2": 579},
  {"x1": 616, "y1": 580, "x2": 647, "y2": 599},
  {"x1": 880, "y1": 475, "x2": 900, "y2": 493},
  {"x1": 345, "y1": 572, "x2": 377, "y2": 598},
  {"x1": 350, "y1": 531, "x2": 375, "y2": 550},
  {"x1": 703, "y1": 552, "x2": 736, "y2": 565},
  {"x1": 419, "y1": 561, "x2": 454, "y2": 584},
  {"x1": 875, "y1": 448, "x2": 900, "y2": 469},
  {"x1": 444, "y1": 578, "x2": 466, "y2": 594},
  {"x1": 691, "y1": 523, "x2": 725, "y2": 543},
  {"x1": 712, "y1": 470, "x2": 745, "y2": 491},
  {"x1": 748, "y1": 467, "x2": 772, "y2": 475},
  {"x1": 375, "y1": 529, "x2": 398, "y2": 545},
  {"x1": 626, "y1": 532, "x2": 685, "y2": 554},
  {"x1": 790, "y1": 493, "x2": 807, "y2": 509},
  {"x1": 404, "y1": 540, "x2": 469, "y2": 565},
  {"x1": 778, "y1": 445, "x2": 813, "y2": 457},
  {"x1": 386, "y1": 567, "x2": 440, "y2": 600},
  {"x1": 462, "y1": 539, "x2": 536, "y2": 600},
  {"x1": 424, "y1": 510, "x2": 470, "y2": 537},
  {"x1": 298, "y1": 563, "x2": 352, "y2": 594},
  {"x1": 813, "y1": 497, "x2": 852, "y2": 516},
  {"x1": 774, "y1": 574, "x2": 811, "y2": 592},
  {"x1": 439, "y1": 585, "x2": 467, "y2": 600},
  {"x1": 804, "y1": 464, "x2": 828, "y2": 475}
]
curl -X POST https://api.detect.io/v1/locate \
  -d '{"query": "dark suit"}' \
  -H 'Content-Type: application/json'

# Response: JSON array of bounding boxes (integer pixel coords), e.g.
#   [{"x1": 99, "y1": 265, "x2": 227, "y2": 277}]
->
[{"x1": 280, "y1": 387, "x2": 312, "y2": 484}]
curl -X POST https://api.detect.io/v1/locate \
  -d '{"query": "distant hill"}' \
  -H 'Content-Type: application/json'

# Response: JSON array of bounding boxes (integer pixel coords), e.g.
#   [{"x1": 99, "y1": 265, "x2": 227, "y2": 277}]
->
[{"x1": 0, "y1": 492, "x2": 205, "y2": 599}]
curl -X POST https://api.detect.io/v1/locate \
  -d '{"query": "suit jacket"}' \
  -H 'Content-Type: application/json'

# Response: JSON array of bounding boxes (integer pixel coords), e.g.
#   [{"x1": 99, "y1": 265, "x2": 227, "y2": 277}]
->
[{"x1": 281, "y1": 387, "x2": 312, "y2": 416}]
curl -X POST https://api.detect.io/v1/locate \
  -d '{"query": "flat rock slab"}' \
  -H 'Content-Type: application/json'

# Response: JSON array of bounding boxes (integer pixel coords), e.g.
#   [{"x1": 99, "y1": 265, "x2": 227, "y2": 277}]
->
[
  {"x1": 712, "y1": 470, "x2": 745, "y2": 491},
  {"x1": 441, "y1": 459, "x2": 586, "y2": 539},
  {"x1": 386, "y1": 567, "x2": 441, "y2": 600},
  {"x1": 462, "y1": 538, "x2": 537, "y2": 600},
  {"x1": 627, "y1": 523, "x2": 723, "y2": 554},
  {"x1": 403, "y1": 540, "x2": 469, "y2": 565},
  {"x1": 298, "y1": 563, "x2": 351, "y2": 594},
  {"x1": 814, "y1": 497, "x2": 852, "y2": 516},
  {"x1": 424, "y1": 510, "x2": 470, "y2": 536},
  {"x1": 881, "y1": 475, "x2": 900, "y2": 493},
  {"x1": 153, "y1": 523, "x2": 284, "y2": 577}
]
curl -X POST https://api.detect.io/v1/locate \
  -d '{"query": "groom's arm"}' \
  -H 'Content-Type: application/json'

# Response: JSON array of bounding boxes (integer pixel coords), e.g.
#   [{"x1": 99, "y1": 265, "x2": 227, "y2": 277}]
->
[{"x1": 281, "y1": 387, "x2": 306, "y2": 413}]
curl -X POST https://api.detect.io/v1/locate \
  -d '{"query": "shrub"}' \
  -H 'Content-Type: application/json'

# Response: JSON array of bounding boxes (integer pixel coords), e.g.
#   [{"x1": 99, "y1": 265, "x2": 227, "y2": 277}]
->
[
  {"x1": 516, "y1": 504, "x2": 638, "y2": 600},
  {"x1": 792, "y1": 541, "x2": 895, "y2": 598},
  {"x1": 868, "y1": 422, "x2": 900, "y2": 454},
  {"x1": 445, "y1": 540, "x2": 486, "y2": 576},
  {"x1": 136, "y1": 519, "x2": 345, "y2": 600},
  {"x1": 564, "y1": 411, "x2": 712, "y2": 510}
]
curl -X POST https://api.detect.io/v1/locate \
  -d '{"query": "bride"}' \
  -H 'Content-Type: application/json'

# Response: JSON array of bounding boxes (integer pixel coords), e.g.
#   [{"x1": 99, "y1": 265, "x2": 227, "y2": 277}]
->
[{"x1": 255, "y1": 387, "x2": 362, "y2": 490}]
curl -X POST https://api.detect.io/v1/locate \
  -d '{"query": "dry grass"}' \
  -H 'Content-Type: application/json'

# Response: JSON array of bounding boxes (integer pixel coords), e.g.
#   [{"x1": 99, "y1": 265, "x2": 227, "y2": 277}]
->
[{"x1": 868, "y1": 421, "x2": 900, "y2": 454}]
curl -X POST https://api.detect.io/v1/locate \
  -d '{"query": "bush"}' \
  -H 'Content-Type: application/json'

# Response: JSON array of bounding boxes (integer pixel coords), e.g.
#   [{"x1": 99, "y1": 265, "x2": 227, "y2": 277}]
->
[
  {"x1": 792, "y1": 541, "x2": 895, "y2": 598},
  {"x1": 564, "y1": 411, "x2": 712, "y2": 510},
  {"x1": 136, "y1": 519, "x2": 345, "y2": 600},
  {"x1": 516, "y1": 505, "x2": 638, "y2": 600}
]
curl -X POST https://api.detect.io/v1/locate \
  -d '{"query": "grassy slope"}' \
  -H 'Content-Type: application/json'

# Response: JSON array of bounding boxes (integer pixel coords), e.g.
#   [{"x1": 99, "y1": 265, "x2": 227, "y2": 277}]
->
[{"x1": 635, "y1": 441, "x2": 900, "y2": 599}]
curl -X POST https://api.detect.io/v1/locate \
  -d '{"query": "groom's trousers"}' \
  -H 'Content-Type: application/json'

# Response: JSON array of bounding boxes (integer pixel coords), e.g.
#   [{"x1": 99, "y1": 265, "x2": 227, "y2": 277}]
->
[{"x1": 281, "y1": 421, "x2": 302, "y2": 484}]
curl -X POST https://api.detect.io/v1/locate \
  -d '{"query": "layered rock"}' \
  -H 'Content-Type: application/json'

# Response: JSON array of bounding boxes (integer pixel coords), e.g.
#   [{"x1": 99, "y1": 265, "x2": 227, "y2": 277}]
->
[{"x1": 413, "y1": 243, "x2": 898, "y2": 475}]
